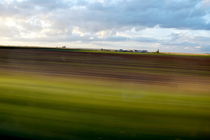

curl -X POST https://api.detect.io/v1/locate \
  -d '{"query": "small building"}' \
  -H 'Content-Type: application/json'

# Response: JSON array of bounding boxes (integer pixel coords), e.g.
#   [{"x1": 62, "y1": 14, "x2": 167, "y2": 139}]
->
[{"x1": 134, "y1": 50, "x2": 148, "y2": 53}]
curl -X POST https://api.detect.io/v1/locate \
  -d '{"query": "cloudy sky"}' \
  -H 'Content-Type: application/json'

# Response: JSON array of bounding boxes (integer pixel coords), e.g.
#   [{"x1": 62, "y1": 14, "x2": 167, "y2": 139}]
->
[{"x1": 0, "y1": 0, "x2": 210, "y2": 53}]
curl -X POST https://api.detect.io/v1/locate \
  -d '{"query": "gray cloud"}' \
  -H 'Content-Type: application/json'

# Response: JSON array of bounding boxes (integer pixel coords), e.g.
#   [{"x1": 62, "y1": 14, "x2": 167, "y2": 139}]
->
[
  {"x1": 0, "y1": 0, "x2": 210, "y2": 52},
  {"x1": 1, "y1": 0, "x2": 209, "y2": 30}
]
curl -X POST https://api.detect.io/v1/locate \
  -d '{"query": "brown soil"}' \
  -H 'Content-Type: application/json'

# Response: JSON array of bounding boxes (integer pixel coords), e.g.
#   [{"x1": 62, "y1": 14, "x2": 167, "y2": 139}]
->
[{"x1": 0, "y1": 47, "x2": 210, "y2": 84}]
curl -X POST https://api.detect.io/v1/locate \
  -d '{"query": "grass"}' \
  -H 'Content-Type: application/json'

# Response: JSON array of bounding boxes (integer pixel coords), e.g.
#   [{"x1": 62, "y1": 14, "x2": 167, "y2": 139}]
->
[
  {"x1": 1, "y1": 46, "x2": 209, "y2": 57},
  {"x1": 85, "y1": 50, "x2": 210, "y2": 57},
  {"x1": 47, "y1": 48, "x2": 210, "y2": 57},
  {"x1": 0, "y1": 73, "x2": 210, "y2": 140}
]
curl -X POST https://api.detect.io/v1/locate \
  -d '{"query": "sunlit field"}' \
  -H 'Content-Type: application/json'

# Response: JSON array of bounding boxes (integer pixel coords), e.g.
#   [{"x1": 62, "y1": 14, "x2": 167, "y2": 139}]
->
[
  {"x1": 0, "y1": 74, "x2": 210, "y2": 140},
  {"x1": 0, "y1": 47, "x2": 210, "y2": 140}
]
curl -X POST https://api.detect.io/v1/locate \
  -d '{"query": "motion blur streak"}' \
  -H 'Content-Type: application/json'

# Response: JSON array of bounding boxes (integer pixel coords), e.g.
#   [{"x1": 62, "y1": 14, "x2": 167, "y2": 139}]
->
[{"x1": 0, "y1": 47, "x2": 210, "y2": 140}]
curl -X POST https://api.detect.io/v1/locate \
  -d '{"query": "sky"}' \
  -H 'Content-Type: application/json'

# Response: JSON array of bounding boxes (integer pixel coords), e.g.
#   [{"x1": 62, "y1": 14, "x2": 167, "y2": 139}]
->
[{"x1": 0, "y1": 0, "x2": 210, "y2": 53}]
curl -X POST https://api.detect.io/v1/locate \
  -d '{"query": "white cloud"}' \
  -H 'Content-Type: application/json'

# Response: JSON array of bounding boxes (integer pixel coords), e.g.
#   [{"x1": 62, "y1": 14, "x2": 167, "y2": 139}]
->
[{"x1": 0, "y1": 0, "x2": 210, "y2": 53}]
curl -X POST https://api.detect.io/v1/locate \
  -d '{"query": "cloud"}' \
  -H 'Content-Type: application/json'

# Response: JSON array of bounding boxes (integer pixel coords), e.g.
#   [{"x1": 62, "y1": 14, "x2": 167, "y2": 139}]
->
[
  {"x1": 1, "y1": 0, "x2": 209, "y2": 30},
  {"x1": 0, "y1": 0, "x2": 210, "y2": 53}
]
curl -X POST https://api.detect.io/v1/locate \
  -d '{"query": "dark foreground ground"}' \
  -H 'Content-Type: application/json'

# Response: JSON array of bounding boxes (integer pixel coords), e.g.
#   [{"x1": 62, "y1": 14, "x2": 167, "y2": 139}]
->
[
  {"x1": 0, "y1": 47, "x2": 210, "y2": 83},
  {"x1": 0, "y1": 47, "x2": 210, "y2": 140}
]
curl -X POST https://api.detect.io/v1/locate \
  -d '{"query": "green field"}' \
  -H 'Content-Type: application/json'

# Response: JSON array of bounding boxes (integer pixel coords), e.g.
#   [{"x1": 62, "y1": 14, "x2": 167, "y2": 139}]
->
[
  {"x1": 1, "y1": 46, "x2": 209, "y2": 57},
  {"x1": 0, "y1": 47, "x2": 210, "y2": 139},
  {"x1": 0, "y1": 73, "x2": 210, "y2": 140}
]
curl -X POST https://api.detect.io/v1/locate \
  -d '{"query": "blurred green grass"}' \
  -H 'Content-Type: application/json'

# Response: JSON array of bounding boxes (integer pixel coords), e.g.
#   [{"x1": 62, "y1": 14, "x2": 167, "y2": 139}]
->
[{"x1": 0, "y1": 74, "x2": 210, "y2": 140}]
